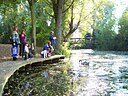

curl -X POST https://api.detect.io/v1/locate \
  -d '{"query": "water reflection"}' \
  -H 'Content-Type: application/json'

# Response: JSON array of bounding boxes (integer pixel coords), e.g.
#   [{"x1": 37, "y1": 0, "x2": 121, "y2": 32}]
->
[
  {"x1": 70, "y1": 49, "x2": 128, "y2": 96},
  {"x1": 41, "y1": 72, "x2": 49, "y2": 78},
  {"x1": 3, "y1": 62, "x2": 72, "y2": 96},
  {"x1": 3, "y1": 49, "x2": 128, "y2": 96}
]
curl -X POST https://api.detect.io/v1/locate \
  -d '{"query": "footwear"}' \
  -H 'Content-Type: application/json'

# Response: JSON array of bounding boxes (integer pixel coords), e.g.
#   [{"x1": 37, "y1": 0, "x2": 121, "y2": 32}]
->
[
  {"x1": 26, "y1": 59, "x2": 29, "y2": 61},
  {"x1": 13, "y1": 57, "x2": 17, "y2": 61}
]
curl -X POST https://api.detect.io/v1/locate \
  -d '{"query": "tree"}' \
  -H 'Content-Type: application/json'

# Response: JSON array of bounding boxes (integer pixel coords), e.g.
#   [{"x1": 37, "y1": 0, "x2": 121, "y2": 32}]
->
[
  {"x1": 35, "y1": 0, "x2": 55, "y2": 47},
  {"x1": 62, "y1": 0, "x2": 106, "y2": 42},
  {"x1": 63, "y1": 0, "x2": 83, "y2": 42},
  {"x1": 116, "y1": 7, "x2": 128, "y2": 51},
  {"x1": 63, "y1": 1, "x2": 80, "y2": 42},
  {"x1": 91, "y1": 0, "x2": 116, "y2": 50},
  {"x1": 27, "y1": 0, "x2": 36, "y2": 55},
  {"x1": 0, "y1": 1, "x2": 23, "y2": 43},
  {"x1": 51, "y1": 0, "x2": 63, "y2": 53}
]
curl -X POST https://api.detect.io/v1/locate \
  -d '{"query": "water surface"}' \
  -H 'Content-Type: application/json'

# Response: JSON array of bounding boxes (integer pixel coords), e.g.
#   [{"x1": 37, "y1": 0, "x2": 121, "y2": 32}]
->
[
  {"x1": 70, "y1": 49, "x2": 128, "y2": 96},
  {"x1": 4, "y1": 49, "x2": 128, "y2": 96}
]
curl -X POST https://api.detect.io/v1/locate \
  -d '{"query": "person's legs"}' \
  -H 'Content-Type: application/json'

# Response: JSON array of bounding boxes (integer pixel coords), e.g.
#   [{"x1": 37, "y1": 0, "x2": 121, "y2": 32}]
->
[
  {"x1": 41, "y1": 54, "x2": 44, "y2": 58},
  {"x1": 29, "y1": 53, "x2": 33, "y2": 58},
  {"x1": 22, "y1": 44, "x2": 25, "y2": 58},
  {"x1": 19, "y1": 44, "x2": 22, "y2": 56},
  {"x1": 44, "y1": 52, "x2": 47, "y2": 58},
  {"x1": 19, "y1": 43, "x2": 25, "y2": 57},
  {"x1": 24, "y1": 52, "x2": 27, "y2": 60},
  {"x1": 12, "y1": 44, "x2": 18, "y2": 61},
  {"x1": 24, "y1": 52, "x2": 29, "y2": 60}
]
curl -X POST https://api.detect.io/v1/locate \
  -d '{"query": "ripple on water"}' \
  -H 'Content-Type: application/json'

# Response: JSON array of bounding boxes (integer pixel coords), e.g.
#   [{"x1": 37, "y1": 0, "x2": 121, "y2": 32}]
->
[
  {"x1": 3, "y1": 50, "x2": 128, "y2": 96},
  {"x1": 70, "y1": 50, "x2": 128, "y2": 96}
]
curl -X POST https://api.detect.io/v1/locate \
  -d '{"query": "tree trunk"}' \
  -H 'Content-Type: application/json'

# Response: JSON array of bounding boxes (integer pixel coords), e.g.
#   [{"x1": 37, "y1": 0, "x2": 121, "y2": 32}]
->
[
  {"x1": 52, "y1": 0, "x2": 63, "y2": 54},
  {"x1": 56, "y1": 0, "x2": 63, "y2": 53},
  {"x1": 28, "y1": 0, "x2": 36, "y2": 55}
]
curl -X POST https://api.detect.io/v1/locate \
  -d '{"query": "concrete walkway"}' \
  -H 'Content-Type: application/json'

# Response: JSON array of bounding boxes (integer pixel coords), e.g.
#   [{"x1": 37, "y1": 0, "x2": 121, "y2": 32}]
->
[{"x1": 0, "y1": 55, "x2": 65, "y2": 96}]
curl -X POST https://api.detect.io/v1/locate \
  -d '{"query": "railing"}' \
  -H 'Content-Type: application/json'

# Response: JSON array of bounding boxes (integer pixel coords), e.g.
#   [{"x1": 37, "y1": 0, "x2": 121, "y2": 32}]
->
[{"x1": 69, "y1": 36, "x2": 95, "y2": 49}]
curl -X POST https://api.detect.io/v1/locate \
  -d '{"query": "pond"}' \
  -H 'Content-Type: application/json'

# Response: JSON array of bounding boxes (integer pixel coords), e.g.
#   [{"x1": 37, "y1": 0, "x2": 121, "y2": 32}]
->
[
  {"x1": 70, "y1": 49, "x2": 128, "y2": 96},
  {"x1": 3, "y1": 49, "x2": 128, "y2": 96}
]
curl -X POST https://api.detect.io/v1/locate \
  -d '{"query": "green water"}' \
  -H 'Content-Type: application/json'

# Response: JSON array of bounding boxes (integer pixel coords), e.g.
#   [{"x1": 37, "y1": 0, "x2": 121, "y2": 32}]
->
[
  {"x1": 3, "y1": 49, "x2": 128, "y2": 96},
  {"x1": 3, "y1": 62, "x2": 72, "y2": 96}
]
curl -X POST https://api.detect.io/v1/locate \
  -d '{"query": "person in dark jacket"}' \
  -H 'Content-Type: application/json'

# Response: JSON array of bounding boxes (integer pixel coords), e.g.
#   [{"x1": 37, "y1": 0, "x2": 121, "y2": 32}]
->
[
  {"x1": 43, "y1": 41, "x2": 54, "y2": 56},
  {"x1": 49, "y1": 31, "x2": 56, "y2": 49}
]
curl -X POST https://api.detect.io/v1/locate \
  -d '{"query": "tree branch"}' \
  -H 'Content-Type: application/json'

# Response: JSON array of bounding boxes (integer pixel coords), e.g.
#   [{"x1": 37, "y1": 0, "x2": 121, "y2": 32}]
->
[{"x1": 63, "y1": 0, "x2": 75, "y2": 13}]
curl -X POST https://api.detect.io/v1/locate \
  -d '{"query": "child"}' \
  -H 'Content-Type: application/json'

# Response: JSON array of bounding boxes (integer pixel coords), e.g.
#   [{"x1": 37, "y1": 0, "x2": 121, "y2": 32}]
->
[
  {"x1": 40, "y1": 48, "x2": 50, "y2": 58},
  {"x1": 24, "y1": 43, "x2": 29, "y2": 60},
  {"x1": 28, "y1": 44, "x2": 33, "y2": 58},
  {"x1": 11, "y1": 43, "x2": 18, "y2": 61}
]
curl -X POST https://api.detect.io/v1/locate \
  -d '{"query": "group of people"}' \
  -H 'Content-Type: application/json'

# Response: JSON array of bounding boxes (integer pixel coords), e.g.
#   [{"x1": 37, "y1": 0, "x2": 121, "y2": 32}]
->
[
  {"x1": 40, "y1": 31, "x2": 56, "y2": 58},
  {"x1": 11, "y1": 26, "x2": 33, "y2": 61},
  {"x1": 11, "y1": 26, "x2": 56, "y2": 61}
]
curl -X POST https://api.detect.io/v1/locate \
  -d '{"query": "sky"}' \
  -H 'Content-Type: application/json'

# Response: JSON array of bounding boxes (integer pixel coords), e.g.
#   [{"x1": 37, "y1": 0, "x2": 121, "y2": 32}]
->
[
  {"x1": 115, "y1": 0, "x2": 128, "y2": 18},
  {"x1": 114, "y1": 0, "x2": 128, "y2": 33}
]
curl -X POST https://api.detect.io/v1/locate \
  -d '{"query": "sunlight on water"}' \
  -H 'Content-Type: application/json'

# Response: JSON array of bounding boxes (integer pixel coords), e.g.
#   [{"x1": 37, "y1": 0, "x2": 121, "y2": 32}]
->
[
  {"x1": 70, "y1": 49, "x2": 128, "y2": 96},
  {"x1": 3, "y1": 49, "x2": 128, "y2": 96}
]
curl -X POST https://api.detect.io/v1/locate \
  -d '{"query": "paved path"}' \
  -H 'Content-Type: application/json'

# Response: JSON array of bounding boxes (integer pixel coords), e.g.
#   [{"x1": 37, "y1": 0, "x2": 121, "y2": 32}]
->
[{"x1": 0, "y1": 55, "x2": 65, "y2": 96}]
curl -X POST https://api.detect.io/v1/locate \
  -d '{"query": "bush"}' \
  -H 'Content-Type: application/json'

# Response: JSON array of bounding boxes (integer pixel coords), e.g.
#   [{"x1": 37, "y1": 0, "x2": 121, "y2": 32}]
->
[
  {"x1": 36, "y1": 33, "x2": 49, "y2": 47},
  {"x1": 61, "y1": 42, "x2": 71, "y2": 58}
]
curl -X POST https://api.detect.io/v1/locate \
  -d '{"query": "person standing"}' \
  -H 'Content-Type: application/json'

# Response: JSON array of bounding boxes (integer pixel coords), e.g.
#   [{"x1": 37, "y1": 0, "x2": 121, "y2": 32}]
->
[
  {"x1": 49, "y1": 31, "x2": 56, "y2": 48},
  {"x1": 11, "y1": 26, "x2": 20, "y2": 61},
  {"x1": 19, "y1": 29, "x2": 26, "y2": 58}
]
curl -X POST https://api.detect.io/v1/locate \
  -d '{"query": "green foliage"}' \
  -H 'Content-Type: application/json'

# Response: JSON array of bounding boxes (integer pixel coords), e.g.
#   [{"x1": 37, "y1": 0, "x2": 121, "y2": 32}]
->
[
  {"x1": 34, "y1": 1, "x2": 55, "y2": 47},
  {"x1": 36, "y1": 32, "x2": 49, "y2": 47},
  {"x1": 115, "y1": 7, "x2": 128, "y2": 51},
  {"x1": 1, "y1": 0, "x2": 128, "y2": 52},
  {"x1": 0, "y1": 0, "x2": 55, "y2": 45},
  {"x1": 91, "y1": 0, "x2": 117, "y2": 50},
  {"x1": 61, "y1": 42, "x2": 71, "y2": 58}
]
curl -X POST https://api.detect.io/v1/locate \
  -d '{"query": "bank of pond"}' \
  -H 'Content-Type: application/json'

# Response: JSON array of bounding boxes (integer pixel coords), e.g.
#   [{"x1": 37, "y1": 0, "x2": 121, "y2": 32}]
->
[
  {"x1": 0, "y1": 55, "x2": 65, "y2": 96},
  {"x1": 1, "y1": 50, "x2": 128, "y2": 96}
]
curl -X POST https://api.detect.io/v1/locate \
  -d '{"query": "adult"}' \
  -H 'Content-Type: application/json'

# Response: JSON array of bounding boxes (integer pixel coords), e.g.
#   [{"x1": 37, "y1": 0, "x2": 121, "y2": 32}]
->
[
  {"x1": 19, "y1": 29, "x2": 26, "y2": 58},
  {"x1": 49, "y1": 31, "x2": 56, "y2": 48},
  {"x1": 11, "y1": 26, "x2": 20, "y2": 61},
  {"x1": 43, "y1": 41, "x2": 54, "y2": 55}
]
